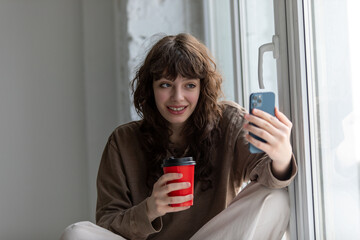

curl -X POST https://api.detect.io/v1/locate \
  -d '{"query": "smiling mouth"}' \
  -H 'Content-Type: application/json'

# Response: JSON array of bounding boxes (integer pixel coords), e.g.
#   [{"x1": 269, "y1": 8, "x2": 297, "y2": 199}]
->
[
  {"x1": 168, "y1": 106, "x2": 186, "y2": 111},
  {"x1": 167, "y1": 106, "x2": 188, "y2": 114}
]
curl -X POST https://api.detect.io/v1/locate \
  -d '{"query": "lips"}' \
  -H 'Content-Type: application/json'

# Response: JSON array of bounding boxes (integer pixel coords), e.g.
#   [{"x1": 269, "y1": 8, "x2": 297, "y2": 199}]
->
[
  {"x1": 169, "y1": 106, "x2": 185, "y2": 111},
  {"x1": 167, "y1": 106, "x2": 187, "y2": 115}
]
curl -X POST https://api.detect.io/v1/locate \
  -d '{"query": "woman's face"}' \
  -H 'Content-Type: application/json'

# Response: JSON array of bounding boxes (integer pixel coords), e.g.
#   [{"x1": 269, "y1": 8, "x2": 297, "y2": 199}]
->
[{"x1": 153, "y1": 75, "x2": 200, "y2": 130}]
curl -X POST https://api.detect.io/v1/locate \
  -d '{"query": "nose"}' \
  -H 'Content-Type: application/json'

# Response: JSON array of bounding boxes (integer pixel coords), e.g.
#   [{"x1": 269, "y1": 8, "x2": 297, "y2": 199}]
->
[{"x1": 171, "y1": 86, "x2": 184, "y2": 102}]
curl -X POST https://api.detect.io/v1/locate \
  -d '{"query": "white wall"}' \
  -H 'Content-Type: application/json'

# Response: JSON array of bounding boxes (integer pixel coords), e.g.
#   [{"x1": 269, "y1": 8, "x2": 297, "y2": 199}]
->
[
  {"x1": 125, "y1": 0, "x2": 205, "y2": 119},
  {"x1": 0, "y1": 0, "x2": 204, "y2": 239},
  {"x1": 82, "y1": 0, "x2": 121, "y2": 223},
  {"x1": 0, "y1": 1, "x2": 89, "y2": 239},
  {"x1": 83, "y1": 0, "x2": 205, "y2": 221}
]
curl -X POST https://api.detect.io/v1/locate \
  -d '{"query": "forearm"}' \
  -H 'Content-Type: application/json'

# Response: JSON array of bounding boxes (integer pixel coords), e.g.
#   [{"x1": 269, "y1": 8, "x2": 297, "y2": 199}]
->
[
  {"x1": 97, "y1": 199, "x2": 162, "y2": 239},
  {"x1": 271, "y1": 158, "x2": 292, "y2": 180}
]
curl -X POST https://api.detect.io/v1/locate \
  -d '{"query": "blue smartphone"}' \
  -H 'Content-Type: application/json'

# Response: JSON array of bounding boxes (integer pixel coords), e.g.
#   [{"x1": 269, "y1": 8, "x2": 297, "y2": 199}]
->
[{"x1": 248, "y1": 92, "x2": 275, "y2": 153}]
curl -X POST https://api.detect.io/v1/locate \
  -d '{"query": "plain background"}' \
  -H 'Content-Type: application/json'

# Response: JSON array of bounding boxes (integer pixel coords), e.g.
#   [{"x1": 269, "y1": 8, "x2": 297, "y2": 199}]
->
[{"x1": 0, "y1": 0, "x2": 204, "y2": 239}]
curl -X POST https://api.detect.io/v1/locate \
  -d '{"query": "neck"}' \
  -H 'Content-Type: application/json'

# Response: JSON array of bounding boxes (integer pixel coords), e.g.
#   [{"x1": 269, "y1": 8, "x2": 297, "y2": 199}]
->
[{"x1": 169, "y1": 124, "x2": 185, "y2": 147}]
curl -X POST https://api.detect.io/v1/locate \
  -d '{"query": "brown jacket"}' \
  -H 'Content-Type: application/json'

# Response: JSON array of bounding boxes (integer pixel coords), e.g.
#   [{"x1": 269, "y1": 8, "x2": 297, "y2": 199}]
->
[{"x1": 96, "y1": 101, "x2": 297, "y2": 240}]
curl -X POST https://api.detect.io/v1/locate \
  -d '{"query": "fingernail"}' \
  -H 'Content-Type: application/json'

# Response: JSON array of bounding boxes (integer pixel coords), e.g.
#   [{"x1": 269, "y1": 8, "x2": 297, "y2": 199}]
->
[{"x1": 178, "y1": 173, "x2": 183, "y2": 178}]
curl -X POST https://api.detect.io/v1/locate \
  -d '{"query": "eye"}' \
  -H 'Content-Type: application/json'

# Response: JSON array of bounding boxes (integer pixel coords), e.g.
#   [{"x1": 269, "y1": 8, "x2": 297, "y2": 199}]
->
[
  {"x1": 160, "y1": 83, "x2": 171, "y2": 88},
  {"x1": 186, "y1": 83, "x2": 197, "y2": 89}
]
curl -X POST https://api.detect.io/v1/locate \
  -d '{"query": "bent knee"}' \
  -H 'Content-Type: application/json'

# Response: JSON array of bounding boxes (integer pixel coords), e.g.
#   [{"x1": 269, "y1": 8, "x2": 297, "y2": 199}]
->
[
  {"x1": 263, "y1": 188, "x2": 290, "y2": 217},
  {"x1": 265, "y1": 188, "x2": 289, "y2": 207},
  {"x1": 60, "y1": 221, "x2": 93, "y2": 240}
]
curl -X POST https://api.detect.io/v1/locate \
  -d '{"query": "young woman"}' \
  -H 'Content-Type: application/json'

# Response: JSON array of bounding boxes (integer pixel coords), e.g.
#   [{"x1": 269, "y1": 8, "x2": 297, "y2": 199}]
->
[{"x1": 61, "y1": 33, "x2": 297, "y2": 240}]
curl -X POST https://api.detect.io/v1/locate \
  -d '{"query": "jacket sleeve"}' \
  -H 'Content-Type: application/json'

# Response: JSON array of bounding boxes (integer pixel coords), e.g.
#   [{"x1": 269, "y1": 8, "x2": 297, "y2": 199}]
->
[
  {"x1": 230, "y1": 106, "x2": 297, "y2": 189},
  {"x1": 96, "y1": 137, "x2": 162, "y2": 240},
  {"x1": 234, "y1": 133, "x2": 298, "y2": 188}
]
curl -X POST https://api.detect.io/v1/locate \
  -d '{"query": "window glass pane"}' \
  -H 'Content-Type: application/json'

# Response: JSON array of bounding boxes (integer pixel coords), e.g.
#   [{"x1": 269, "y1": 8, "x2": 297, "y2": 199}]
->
[
  {"x1": 308, "y1": 0, "x2": 360, "y2": 238},
  {"x1": 240, "y1": 0, "x2": 278, "y2": 104},
  {"x1": 205, "y1": 0, "x2": 236, "y2": 101}
]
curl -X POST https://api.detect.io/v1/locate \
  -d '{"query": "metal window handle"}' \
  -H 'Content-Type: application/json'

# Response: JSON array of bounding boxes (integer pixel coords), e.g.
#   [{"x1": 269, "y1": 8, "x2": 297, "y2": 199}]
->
[{"x1": 258, "y1": 35, "x2": 279, "y2": 89}]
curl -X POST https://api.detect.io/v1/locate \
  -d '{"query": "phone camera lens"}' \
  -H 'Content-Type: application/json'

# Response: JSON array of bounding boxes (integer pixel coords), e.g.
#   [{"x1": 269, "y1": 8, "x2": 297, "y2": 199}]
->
[{"x1": 257, "y1": 98, "x2": 262, "y2": 103}]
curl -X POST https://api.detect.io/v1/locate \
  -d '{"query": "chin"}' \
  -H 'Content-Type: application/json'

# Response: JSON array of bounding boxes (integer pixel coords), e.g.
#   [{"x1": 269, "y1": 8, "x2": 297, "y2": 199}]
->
[{"x1": 167, "y1": 118, "x2": 187, "y2": 126}]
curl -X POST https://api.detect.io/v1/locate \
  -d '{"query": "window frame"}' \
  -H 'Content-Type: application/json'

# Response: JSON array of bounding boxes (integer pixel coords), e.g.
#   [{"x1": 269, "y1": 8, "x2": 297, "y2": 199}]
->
[
  {"x1": 204, "y1": 0, "x2": 318, "y2": 239},
  {"x1": 285, "y1": 0, "x2": 316, "y2": 239},
  {"x1": 266, "y1": 0, "x2": 317, "y2": 238}
]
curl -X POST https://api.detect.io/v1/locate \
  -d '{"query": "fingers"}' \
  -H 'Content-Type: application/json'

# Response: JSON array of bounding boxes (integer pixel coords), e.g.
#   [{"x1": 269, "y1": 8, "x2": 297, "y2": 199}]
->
[
  {"x1": 169, "y1": 205, "x2": 191, "y2": 212},
  {"x1": 275, "y1": 107, "x2": 293, "y2": 128},
  {"x1": 247, "y1": 109, "x2": 284, "y2": 133},
  {"x1": 167, "y1": 194, "x2": 194, "y2": 205},
  {"x1": 244, "y1": 122, "x2": 276, "y2": 145},
  {"x1": 245, "y1": 108, "x2": 292, "y2": 135},
  {"x1": 153, "y1": 192, "x2": 193, "y2": 206},
  {"x1": 245, "y1": 133, "x2": 271, "y2": 153},
  {"x1": 147, "y1": 173, "x2": 193, "y2": 220},
  {"x1": 244, "y1": 108, "x2": 292, "y2": 149},
  {"x1": 156, "y1": 173, "x2": 183, "y2": 187},
  {"x1": 244, "y1": 114, "x2": 280, "y2": 142},
  {"x1": 147, "y1": 192, "x2": 192, "y2": 222},
  {"x1": 154, "y1": 175, "x2": 191, "y2": 203},
  {"x1": 163, "y1": 182, "x2": 191, "y2": 195}
]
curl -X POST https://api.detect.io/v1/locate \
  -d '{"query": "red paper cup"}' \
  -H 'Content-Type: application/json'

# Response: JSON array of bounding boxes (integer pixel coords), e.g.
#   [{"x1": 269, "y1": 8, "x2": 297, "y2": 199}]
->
[{"x1": 162, "y1": 157, "x2": 196, "y2": 207}]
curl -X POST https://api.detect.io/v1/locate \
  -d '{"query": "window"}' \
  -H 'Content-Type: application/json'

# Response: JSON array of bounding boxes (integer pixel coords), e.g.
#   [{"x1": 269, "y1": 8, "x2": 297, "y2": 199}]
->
[
  {"x1": 238, "y1": 0, "x2": 278, "y2": 100},
  {"x1": 206, "y1": 0, "x2": 360, "y2": 239},
  {"x1": 203, "y1": 0, "x2": 236, "y2": 102},
  {"x1": 304, "y1": 0, "x2": 360, "y2": 238}
]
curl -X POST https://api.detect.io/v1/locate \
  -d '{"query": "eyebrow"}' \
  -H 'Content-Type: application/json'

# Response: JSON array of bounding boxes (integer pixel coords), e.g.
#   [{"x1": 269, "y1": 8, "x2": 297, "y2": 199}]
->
[
  {"x1": 181, "y1": 78, "x2": 200, "y2": 81},
  {"x1": 157, "y1": 78, "x2": 199, "y2": 82}
]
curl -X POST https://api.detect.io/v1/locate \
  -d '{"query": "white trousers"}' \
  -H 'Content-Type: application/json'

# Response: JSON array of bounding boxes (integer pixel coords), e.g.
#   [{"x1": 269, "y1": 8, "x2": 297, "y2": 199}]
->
[{"x1": 60, "y1": 182, "x2": 290, "y2": 240}]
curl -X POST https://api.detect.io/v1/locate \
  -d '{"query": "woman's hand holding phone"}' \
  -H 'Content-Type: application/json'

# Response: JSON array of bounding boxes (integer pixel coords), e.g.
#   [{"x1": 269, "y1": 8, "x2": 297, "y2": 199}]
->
[{"x1": 243, "y1": 107, "x2": 293, "y2": 179}]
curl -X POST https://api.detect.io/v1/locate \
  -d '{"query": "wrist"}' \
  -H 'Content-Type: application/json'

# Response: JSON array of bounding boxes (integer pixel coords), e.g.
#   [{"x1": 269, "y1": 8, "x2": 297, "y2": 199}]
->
[
  {"x1": 271, "y1": 157, "x2": 292, "y2": 180},
  {"x1": 146, "y1": 197, "x2": 157, "y2": 222}
]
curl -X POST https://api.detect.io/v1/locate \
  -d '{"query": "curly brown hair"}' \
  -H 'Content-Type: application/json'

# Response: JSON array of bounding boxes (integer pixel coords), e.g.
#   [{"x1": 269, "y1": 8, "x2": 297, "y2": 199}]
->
[{"x1": 131, "y1": 33, "x2": 223, "y2": 191}]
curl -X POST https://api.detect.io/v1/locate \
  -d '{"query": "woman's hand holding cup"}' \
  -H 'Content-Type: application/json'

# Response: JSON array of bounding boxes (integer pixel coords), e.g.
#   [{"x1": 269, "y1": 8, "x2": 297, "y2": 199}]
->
[{"x1": 146, "y1": 173, "x2": 193, "y2": 222}]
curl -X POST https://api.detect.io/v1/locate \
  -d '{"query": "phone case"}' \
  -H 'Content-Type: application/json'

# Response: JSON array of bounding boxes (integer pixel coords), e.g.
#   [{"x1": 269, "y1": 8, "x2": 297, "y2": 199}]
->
[{"x1": 248, "y1": 92, "x2": 275, "y2": 153}]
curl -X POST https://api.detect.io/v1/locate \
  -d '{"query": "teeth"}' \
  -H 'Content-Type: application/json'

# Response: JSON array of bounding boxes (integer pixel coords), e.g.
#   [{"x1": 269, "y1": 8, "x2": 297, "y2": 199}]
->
[{"x1": 169, "y1": 106, "x2": 185, "y2": 111}]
